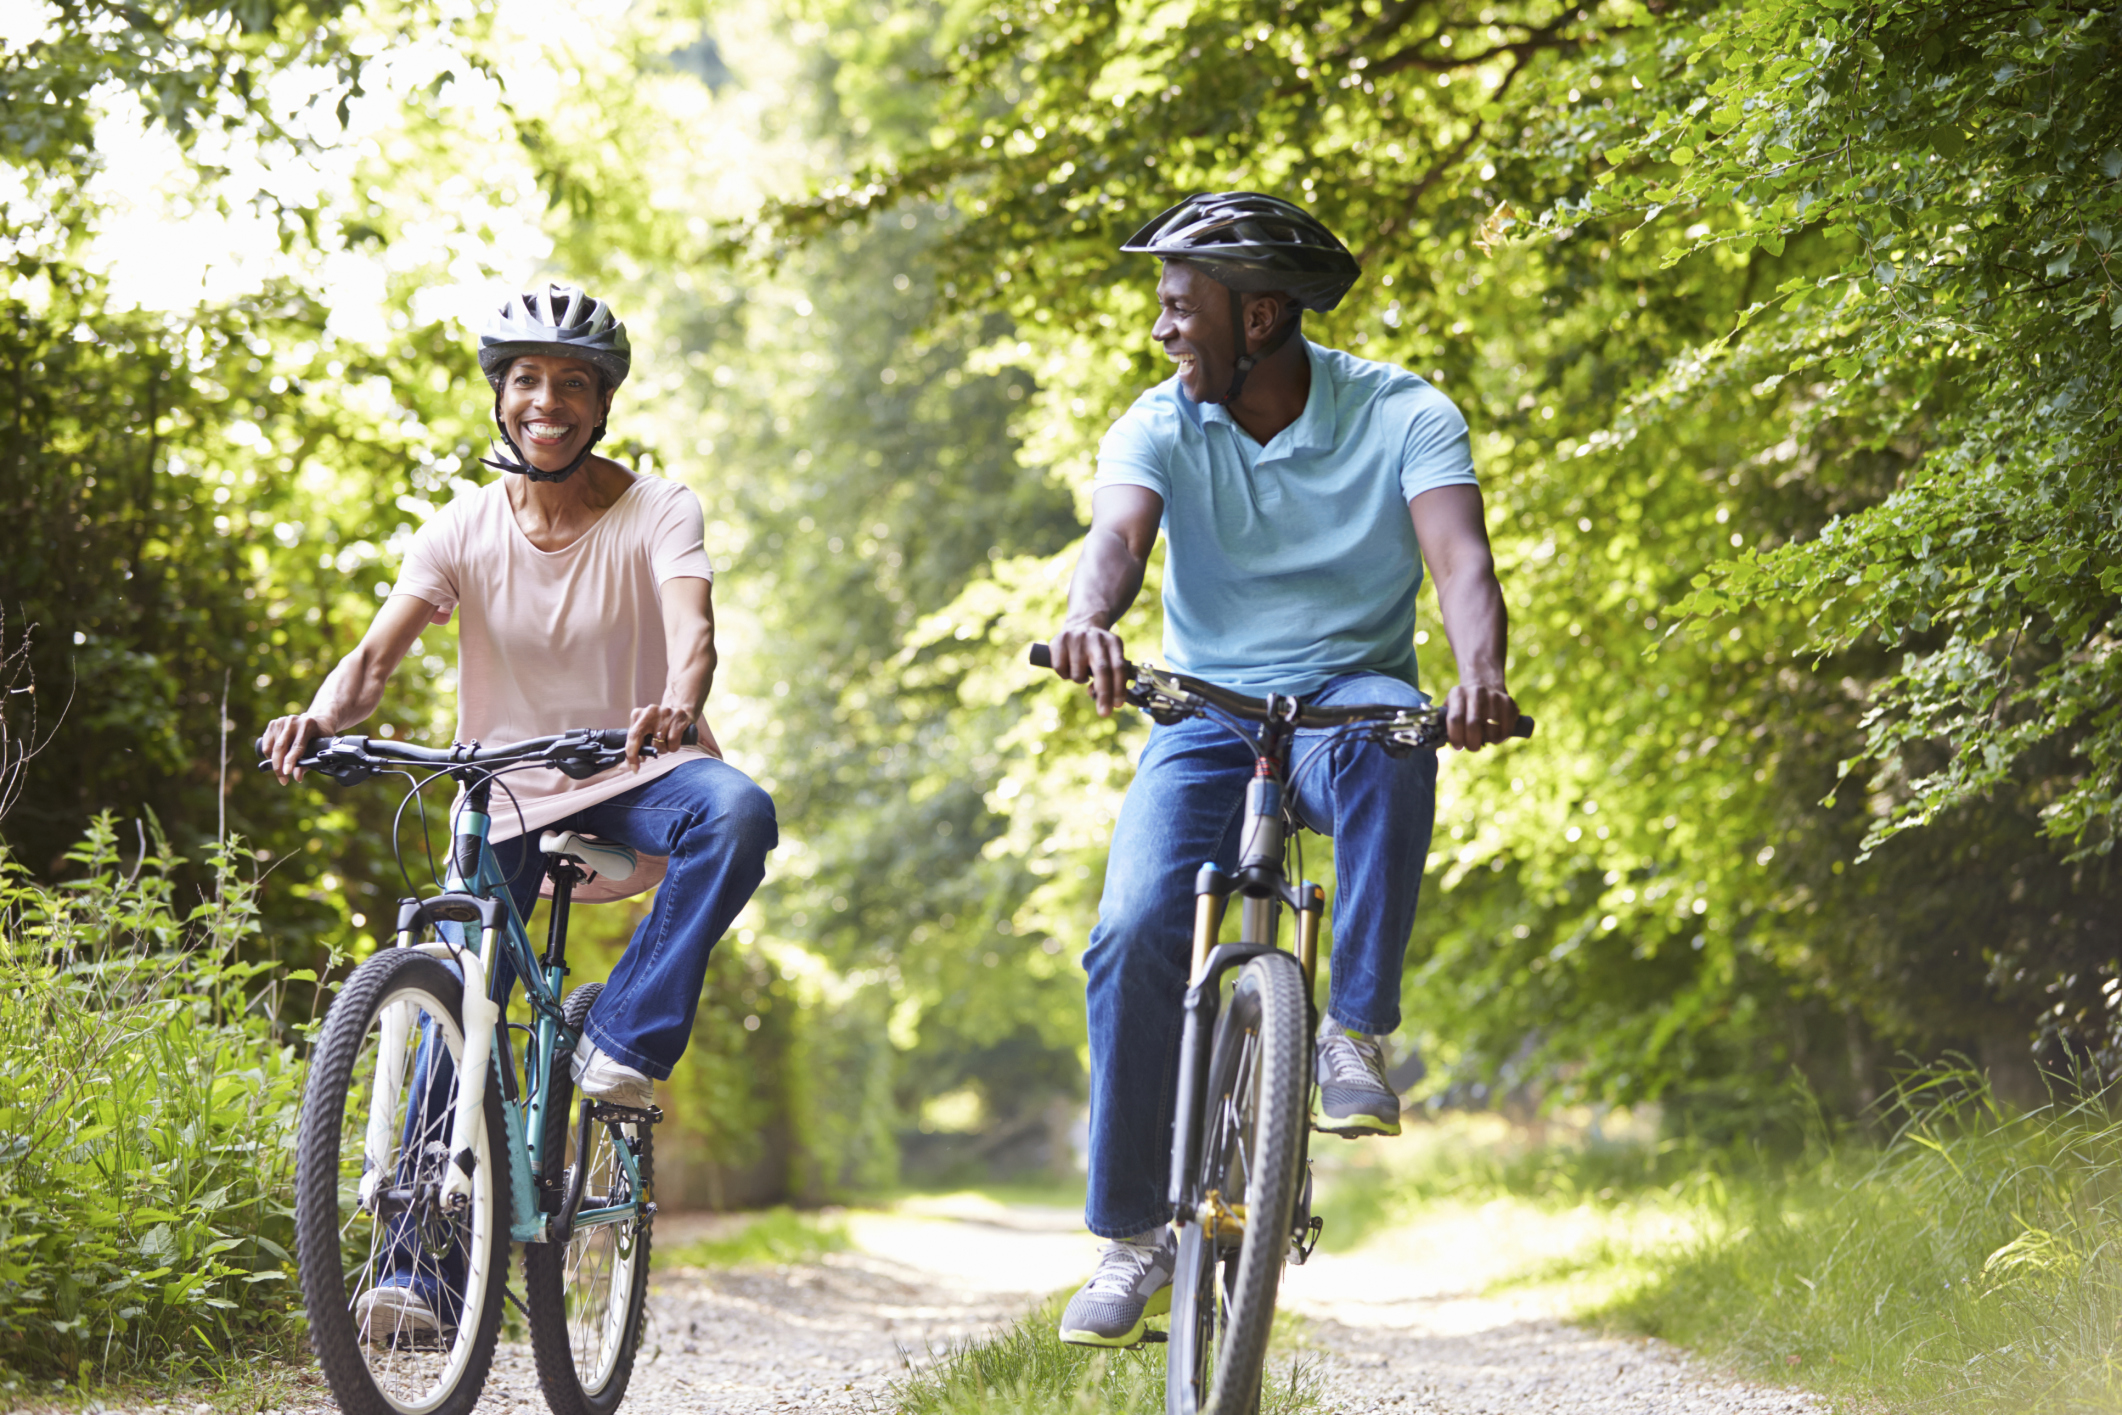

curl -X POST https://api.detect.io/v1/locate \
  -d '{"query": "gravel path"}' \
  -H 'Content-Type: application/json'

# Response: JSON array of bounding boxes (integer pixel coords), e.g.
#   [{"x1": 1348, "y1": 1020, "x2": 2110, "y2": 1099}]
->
[
  {"x1": 447, "y1": 1193, "x2": 1820, "y2": 1415},
  {"x1": 196, "y1": 1192, "x2": 1815, "y2": 1415}
]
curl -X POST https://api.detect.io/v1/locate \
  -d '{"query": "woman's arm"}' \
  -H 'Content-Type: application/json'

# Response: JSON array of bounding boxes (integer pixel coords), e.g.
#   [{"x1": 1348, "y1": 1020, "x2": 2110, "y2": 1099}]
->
[
  {"x1": 261, "y1": 593, "x2": 438, "y2": 782},
  {"x1": 626, "y1": 576, "x2": 719, "y2": 766}
]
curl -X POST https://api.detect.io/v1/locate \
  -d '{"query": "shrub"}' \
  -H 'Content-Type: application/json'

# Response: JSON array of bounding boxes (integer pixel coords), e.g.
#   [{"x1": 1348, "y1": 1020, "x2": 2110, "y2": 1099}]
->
[{"x1": 0, "y1": 814, "x2": 306, "y2": 1384}]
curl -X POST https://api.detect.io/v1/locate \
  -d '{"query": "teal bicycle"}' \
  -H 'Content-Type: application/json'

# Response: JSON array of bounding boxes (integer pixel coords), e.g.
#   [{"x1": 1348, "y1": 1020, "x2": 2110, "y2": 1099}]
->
[{"x1": 268, "y1": 727, "x2": 688, "y2": 1415}]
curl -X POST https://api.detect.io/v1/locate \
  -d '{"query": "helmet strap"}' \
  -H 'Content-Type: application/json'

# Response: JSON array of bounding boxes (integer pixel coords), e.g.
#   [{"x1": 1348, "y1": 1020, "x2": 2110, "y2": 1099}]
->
[
  {"x1": 1217, "y1": 289, "x2": 1298, "y2": 405},
  {"x1": 479, "y1": 390, "x2": 606, "y2": 484}
]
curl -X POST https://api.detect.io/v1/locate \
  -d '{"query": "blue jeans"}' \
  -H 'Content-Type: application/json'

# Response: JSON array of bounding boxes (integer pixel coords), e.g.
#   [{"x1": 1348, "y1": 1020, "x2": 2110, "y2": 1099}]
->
[
  {"x1": 483, "y1": 757, "x2": 779, "y2": 1077},
  {"x1": 1082, "y1": 673, "x2": 1438, "y2": 1238}
]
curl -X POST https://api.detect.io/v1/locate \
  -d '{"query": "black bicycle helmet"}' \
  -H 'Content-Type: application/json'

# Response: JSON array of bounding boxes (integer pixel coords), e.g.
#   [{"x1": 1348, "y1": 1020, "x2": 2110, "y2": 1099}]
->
[
  {"x1": 1121, "y1": 192, "x2": 1360, "y2": 313},
  {"x1": 476, "y1": 283, "x2": 630, "y2": 483}
]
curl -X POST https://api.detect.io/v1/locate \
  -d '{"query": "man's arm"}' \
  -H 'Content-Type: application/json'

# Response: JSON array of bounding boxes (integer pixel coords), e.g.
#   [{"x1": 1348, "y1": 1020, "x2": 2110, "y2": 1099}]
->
[
  {"x1": 1049, "y1": 485, "x2": 1164, "y2": 716},
  {"x1": 627, "y1": 576, "x2": 720, "y2": 766},
  {"x1": 262, "y1": 593, "x2": 437, "y2": 782},
  {"x1": 1410, "y1": 484, "x2": 1517, "y2": 751}
]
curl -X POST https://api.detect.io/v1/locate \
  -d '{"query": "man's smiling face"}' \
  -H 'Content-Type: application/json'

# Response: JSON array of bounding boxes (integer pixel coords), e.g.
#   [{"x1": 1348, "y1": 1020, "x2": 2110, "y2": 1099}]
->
[
  {"x1": 1151, "y1": 261, "x2": 1237, "y2": 404},
  {"x1": 499, "y1": 354, "x2": 613, "y2": 472}
]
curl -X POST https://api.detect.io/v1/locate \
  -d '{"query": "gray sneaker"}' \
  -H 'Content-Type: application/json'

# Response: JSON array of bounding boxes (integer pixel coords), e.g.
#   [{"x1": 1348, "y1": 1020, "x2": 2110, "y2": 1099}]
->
[
  {"x1": 1058, "y1": 1229, "x2": 1176, "y2": 1348},
  {"x1": 1315, "y1": 1030, "x2": 1402, "y2": 1137}
]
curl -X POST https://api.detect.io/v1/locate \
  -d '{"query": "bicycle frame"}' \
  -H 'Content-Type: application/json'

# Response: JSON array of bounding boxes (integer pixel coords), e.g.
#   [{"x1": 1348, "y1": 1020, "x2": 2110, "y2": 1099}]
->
[
  {"x1": 1165, "y1": 702, "x2": 1325, "y2": 1231},
  {"x1": 359, "y1": 773, "x2": 648, "y2": 1245}
]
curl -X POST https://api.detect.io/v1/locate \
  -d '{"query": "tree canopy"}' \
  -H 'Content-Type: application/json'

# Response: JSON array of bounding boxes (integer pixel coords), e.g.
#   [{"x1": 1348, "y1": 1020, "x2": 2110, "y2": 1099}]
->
[{"x1": 3, "y1": 0, "x2": 2116, "y2": 1208}]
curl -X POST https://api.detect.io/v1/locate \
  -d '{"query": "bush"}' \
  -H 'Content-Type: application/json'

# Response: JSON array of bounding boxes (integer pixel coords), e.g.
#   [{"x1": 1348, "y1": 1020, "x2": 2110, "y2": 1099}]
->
[{"x1": 0, "y1": 814, "x2": 305, "y2": 1384}]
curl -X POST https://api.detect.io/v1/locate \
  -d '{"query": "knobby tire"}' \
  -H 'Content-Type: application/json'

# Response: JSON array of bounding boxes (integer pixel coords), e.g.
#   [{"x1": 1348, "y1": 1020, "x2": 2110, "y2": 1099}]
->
[
  {"x1": 295, "y1": 949, "x2": 509, "y2": 1415},
  {"x1": 524, "y1": 982, "x2": 654, "y2": 1415},
  {"x1": 1166, "y1": 951, "x2": 1309, "y2": 1415}
]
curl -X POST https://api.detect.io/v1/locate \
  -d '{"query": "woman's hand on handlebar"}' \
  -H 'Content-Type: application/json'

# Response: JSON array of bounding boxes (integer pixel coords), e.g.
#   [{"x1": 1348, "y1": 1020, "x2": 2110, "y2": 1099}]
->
[
  {"x1": 261, "y1": 712, "x2": 335, "y2": 784},
  {"x1": 1443, "y1": 680, "x2": 1521, "y2": 752},
  {"x1": 627, "y1": 702, "x2": 720, "y2": 769},
  {"x1": 1047, "y1": 621, "x2": 1131, "y2": 718}
]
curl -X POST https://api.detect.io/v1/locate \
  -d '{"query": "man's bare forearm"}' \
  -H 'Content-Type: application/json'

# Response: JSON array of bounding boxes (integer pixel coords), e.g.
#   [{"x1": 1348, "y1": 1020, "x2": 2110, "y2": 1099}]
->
[
  {"x1": 1434, "y1": 555, "x2": 1508, "y2": 688},
  {"x1": 1064, "y1": 526, "x2": 1148, "y2": 630}
]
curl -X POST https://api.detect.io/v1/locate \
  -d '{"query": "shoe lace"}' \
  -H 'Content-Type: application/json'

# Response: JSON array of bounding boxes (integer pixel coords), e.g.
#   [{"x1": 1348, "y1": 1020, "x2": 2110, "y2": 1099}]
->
[
  {"x1": 1319, "y1": 1032, "x2": 1388, "y2": 1088},
  {"x1": 1084, "y1": 1240, "x2": 1160, "y2": 1297}
]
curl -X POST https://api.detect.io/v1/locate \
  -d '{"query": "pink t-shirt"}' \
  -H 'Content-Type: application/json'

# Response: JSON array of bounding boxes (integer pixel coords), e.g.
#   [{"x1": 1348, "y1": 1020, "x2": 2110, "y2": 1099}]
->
[{"x1": 390, "y1": 474, "x2": 716, "y2": 872}]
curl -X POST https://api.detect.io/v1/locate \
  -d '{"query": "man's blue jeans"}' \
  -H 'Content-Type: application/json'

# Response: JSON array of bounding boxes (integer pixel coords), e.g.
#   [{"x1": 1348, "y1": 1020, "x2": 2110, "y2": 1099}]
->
[
  {"x1": 483, "y1": 757, "x2": 778, "y2": 1078},
  {"x1": 1082, "y1": 672, "x2": 1438, "y2": 1239}
]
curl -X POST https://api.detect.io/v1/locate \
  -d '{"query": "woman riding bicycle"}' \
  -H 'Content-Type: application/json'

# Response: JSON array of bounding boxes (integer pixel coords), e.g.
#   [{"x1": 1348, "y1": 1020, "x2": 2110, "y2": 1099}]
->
[
  {"x1": 260, "y1": 282, "x2": 777, "y2": 1334},
  {"x1": 1040, "y1": 194, "x2": 1519, "y2": 1348}
]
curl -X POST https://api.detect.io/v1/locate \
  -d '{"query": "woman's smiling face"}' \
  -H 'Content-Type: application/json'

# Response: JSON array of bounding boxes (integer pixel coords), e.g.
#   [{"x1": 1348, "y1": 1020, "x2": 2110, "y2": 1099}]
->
[{"x1": 499, "y1": 355, "x2": 613, "y2": 471}]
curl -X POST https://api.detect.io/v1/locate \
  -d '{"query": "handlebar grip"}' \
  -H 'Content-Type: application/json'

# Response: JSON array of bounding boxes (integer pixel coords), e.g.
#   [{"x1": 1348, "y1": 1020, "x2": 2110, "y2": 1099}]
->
[
  {"x1": 1513, "y1": 715, "x2": 1536, "y2": 739},
  {"x1": 1029, "y1": 643, "x2": 1053, "y2": 670}
]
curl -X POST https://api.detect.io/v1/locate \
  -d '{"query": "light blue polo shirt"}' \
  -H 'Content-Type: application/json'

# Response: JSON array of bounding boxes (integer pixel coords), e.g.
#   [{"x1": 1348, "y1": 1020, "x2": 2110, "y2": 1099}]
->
[{"x1": 1093, "y1": 340, "x2": 1477, "y2": 697}]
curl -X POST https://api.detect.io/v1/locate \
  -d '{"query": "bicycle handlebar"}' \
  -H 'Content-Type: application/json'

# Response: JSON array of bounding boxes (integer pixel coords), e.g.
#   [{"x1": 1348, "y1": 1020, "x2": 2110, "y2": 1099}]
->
[
  {"x1": 1029, "y1": 642, "x2": 1534, "y2": 739},
  {"x1": 255, "y1": 724, "x2": 700, "y2": 785}
]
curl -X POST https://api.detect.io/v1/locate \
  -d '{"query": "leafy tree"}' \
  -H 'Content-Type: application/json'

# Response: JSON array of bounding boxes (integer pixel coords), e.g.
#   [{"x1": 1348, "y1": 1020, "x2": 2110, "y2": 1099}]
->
[{"x1": 756, "y1": 0, "x2": 2122, "y2": 1110}]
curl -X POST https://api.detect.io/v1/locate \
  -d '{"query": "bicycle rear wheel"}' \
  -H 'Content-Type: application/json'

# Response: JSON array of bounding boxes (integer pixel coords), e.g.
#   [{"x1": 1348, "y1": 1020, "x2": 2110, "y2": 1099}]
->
[
  {"x1": 523, "y1": 983, "x2": 654, "y2": 1415},
  {"x1": 1166, "y1": 951, "x2": 1309, "y2": 1415},
  {"x1": 295, "y1": 949, "x2": 509, "y2": 1415}
]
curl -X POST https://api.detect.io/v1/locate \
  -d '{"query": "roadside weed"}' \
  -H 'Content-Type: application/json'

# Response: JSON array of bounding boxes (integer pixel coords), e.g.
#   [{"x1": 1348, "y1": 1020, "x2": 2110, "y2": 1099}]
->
[{"x1": 0, "y1": 814, "x2": 307, "y2": 1386}]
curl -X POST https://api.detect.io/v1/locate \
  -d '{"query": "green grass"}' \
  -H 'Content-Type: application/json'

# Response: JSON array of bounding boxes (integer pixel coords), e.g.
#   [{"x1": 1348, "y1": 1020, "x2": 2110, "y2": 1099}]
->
[
  {"x1": 655, "y1": 1205, "x2": 852, "y2": 1269},
  {"x1": 1594, "y1": 1071, "x2": 2122, "y2": 1414},
  {"x1": 887, "y1": 1296, "x2": 1323, "y2": 1415},
  {"x1": 1317, "y1": 1073, "x2": 2122, "y2": 1414}
]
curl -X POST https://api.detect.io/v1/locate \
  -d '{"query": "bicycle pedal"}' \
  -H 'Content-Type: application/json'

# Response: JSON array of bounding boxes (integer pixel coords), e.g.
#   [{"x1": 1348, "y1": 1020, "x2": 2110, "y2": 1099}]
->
[
  {"x1": 1137, "y1": 1329, "x2": 1168, "y2": 1345},
  {"x1": 1289, "y1": 1215, "x2": 1324, "y2": 1265},
  {"x1": 588, "y1": 1101, "x2": 663, "y2": 1124}
]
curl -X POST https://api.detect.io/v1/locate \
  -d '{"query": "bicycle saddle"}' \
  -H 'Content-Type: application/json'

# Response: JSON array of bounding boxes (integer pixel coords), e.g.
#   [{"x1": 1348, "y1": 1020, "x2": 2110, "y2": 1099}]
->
[{"x1": 538, "y1": 830, "x2": 638, "y2": 883}]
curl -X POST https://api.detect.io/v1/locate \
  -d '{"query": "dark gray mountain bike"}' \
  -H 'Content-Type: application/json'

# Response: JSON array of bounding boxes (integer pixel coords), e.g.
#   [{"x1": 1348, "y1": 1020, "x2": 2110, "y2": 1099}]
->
[
  {"x1": 263, "y1": 727, "x2": 693, "y2": 1415},
  {"x1": 1030, "y1": 644, "x2": 1532, "y2": 1415}
]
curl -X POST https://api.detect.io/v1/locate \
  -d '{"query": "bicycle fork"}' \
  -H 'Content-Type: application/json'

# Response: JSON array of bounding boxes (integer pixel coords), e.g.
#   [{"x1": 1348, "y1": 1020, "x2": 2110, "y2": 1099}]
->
[{"x1": 1166, "y1": 752, "x2": 1326, "y2": 1229}]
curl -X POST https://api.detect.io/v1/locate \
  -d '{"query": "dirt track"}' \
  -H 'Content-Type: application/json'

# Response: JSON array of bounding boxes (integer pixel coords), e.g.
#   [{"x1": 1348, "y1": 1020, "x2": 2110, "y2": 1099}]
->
[{"x1": 433, "y1": 1194, "x2": 1821, "y2": 1415}]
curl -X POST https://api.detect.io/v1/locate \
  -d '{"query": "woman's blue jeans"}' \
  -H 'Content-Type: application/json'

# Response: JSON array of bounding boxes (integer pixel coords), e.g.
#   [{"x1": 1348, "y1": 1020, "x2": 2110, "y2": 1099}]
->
[
  {"x1": 483, "y1": 756, "x2": 779, "y2": 1078},
  {"x1": 1082, "y1": 672, "x2": 1438, "y2": 1239}
]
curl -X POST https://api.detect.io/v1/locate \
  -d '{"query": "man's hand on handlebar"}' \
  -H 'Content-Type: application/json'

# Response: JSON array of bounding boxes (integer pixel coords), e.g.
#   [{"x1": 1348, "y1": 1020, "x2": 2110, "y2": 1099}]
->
[
  {"x1": 1443, "y1": 680, "x2": 1521, "y2": 752},
  {"x1": 1047, "y1": 620, "x2": 1131, "y2": 718},
  {"x1": 627, "y1": 702, "x2": 720, "y2": 769},
  {"x1": 261, "y1": 712, "x2": 335, "y2": 785}
]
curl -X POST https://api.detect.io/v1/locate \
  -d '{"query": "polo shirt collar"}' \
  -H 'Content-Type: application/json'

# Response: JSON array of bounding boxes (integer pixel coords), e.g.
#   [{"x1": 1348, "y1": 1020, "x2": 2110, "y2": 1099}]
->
[{"x1": 1199, "y1": 340, "x2": 1338, "y2": 462}]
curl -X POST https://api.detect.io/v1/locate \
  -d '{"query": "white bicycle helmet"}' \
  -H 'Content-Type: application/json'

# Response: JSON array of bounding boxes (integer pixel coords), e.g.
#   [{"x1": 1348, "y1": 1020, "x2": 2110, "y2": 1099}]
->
[
  {"x1": 478, "y1": 284, "x2": 631, "y2": 391},
  {"x1": 476, "y1": 284, "x2": 631, "y2": 482}
]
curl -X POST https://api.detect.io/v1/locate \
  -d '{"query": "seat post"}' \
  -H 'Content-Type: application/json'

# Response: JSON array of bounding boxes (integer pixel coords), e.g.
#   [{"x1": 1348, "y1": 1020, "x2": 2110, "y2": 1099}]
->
[{"x1": 543, "y1": 858, "x2": 583, "y2": 971}]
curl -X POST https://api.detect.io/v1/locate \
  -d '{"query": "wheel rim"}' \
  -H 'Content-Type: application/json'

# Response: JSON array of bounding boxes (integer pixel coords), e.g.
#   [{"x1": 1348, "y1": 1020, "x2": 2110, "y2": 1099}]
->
[
  {"x1": 334, "y1": 986, "x2": 496, "y2": 1415},
  {"x1": 559, "y1": 1114, "x2": 644, "y2": 1393}
]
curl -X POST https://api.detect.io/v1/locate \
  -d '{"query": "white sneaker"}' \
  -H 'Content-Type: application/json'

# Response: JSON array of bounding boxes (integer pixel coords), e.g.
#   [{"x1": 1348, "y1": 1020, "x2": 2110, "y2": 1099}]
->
[
  {"x1": 356, "y1": 1280, "x2": 444, "y2": 1347},
  {"x1": 571, "y1": 1038, "x2": 656, "y2": 1108}
]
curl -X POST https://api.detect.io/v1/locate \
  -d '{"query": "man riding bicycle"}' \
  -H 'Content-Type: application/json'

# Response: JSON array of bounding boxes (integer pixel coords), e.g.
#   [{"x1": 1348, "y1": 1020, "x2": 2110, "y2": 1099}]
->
[
  {"x1": 1040, "y1": 194, "x2": 1518, "y2": 1348},
  {"x1": 260, "y1": 283, "x2": 777, "y2": 1336}
]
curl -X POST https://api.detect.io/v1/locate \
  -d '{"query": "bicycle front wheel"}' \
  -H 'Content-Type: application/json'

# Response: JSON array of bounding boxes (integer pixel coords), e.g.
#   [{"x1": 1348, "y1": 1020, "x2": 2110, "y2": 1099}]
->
[
  {"x1": 523, "y1": 982, "x2": 654, "y2": 1415},
  {"x1": 1166, "y1": 950, "x2": 1309, "y2": 1415},
  {"x1": 294, "y1": 949, "x2": 509, "y2": 1415}
]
